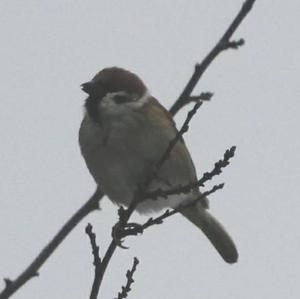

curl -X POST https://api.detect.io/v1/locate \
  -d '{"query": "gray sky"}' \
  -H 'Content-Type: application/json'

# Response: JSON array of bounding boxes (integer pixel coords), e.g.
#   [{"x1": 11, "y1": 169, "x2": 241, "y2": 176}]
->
[{"x1": 0, "y1": 1, "x2": 299, "y2": 298}]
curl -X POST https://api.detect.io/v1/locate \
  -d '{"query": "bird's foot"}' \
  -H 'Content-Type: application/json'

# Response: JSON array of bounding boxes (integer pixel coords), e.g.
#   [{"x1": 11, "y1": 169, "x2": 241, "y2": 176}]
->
[{"x1": 111, "y1": 222, "x2": 144, "y2": 249}]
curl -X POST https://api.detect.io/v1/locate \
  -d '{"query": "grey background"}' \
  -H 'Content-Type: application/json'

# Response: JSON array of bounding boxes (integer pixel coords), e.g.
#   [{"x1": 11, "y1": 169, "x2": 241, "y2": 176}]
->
[{"x1": 0, "y1": 1, "x2": 299, "y2": 298}]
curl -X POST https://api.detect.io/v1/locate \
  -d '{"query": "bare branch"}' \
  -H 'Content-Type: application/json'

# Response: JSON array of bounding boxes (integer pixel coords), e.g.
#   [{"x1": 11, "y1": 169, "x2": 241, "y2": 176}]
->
[
  {"x1": 156, "y1": 101, "x2": 202, "y2": 170},
  {"x1": 142, "y1": 184, "x2": 225, "y2": 230},
  {"x1": 89, "y1": 241, "x2": 117, "y2": 299},
  {"x1": 114, "y1": 257, "x2": 139, "y2": 299},
  {"x1": 108, "y1": 183, "x2": 225, "y2": 239},
  {"x1": 144, "y1": 146, "x2": 236, "y2": 200},
  {"x1": 169, "y1": 0, "x2": 256, "y2": 116},
  {"x1": 85, "y1": 223, "x2": 104, "y2": 299},
  {"x1": 2, "y1": 280, "x2": 12, "y2": 289},
  {"x1": 187, "y1": 92, "x2": 214, "y2": 102},
  {"x1": 85, "y1": 223, "x2": 101, "y2": 268},
  {"x1": 0, "y1": 188, "x2": 104, "y2": 299},
  {"x1": 224, "y1": 38, "x2": 245, "y2": 50},
  {"x1": 104, "y1": 142, "x2": 235, "y2": 239},
  {"x1": 100, "y1": 146, "x2": 236, "y2": 241}
]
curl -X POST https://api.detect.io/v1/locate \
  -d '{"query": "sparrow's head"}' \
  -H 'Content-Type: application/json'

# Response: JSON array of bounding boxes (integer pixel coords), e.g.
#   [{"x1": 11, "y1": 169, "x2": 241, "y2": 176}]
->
[{"x1": 81, "y1": 67, "x2": 148, "y2": 122}]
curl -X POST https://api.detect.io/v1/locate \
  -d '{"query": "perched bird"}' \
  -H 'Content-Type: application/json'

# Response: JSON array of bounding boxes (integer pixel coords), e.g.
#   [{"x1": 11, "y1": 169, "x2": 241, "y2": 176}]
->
[{"x1": 79, "y1": 67, "x2": 238, "y2": 263}]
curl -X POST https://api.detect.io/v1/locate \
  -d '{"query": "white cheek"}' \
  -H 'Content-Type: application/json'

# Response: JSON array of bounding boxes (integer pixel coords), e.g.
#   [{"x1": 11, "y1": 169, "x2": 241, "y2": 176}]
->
[
  {"x1": 99, "y1": 91, "x2": 124, "y2": 115},
  {"x1": 99, "y1": 90, "x2": 151, "y2": 115},
  {"x1": 100, "y1": 92, "x2": 120, "y2": 108},
  {"x1": 126, "y1": 90, "x2": 151, "y2": 108}
]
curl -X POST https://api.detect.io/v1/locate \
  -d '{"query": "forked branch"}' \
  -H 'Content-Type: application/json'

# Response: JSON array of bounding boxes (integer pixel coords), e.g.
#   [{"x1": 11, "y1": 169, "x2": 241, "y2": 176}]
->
[{"x1": 169, "y1": 0, "x2": 256, "y2": 115}]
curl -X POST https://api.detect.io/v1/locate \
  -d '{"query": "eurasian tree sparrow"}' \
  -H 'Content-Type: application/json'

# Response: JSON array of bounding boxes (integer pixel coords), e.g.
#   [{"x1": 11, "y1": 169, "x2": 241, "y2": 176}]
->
[{"x1": 79, "y1": 67, "x2": 238, "y2": 263}]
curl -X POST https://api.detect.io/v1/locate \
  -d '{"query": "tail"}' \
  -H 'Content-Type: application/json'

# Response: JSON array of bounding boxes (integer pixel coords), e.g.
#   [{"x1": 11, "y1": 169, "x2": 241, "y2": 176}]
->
[{"x1": 180, "y1": 203, "x2": 238, "y2": 264}]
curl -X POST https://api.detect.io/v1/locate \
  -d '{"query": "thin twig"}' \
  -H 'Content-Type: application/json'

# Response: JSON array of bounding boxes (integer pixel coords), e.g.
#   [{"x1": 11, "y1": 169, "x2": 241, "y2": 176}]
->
[
  {"x1": 106, "y1": 145, "x2": 234, "y2": 238},
  {"x1": 90, "y1": 241, "x2": 117, "y2": 299},
  {"x1": 169, "y1": 0, "x2": 256, "y2": 116},
  {"x1": 156, "y1": 102, "x2": 202, "y2": 170},
  {"x1": 85, "y1": 223, "x2": 103, "y2": 299},
  {"x1": 187, "y1": 92, "x2": 214, "y2": 102},
  {"x1": 142, "y1": 184, "x2": 225, "y2": 230},
  {"x1": 85, "y1": 223, "x2": 101, "y2": 267},
  {"x1": 144, "y1": 146, "x2": 236, "y2": 200},
  {"x1": 114, "y1": 257, "x2": 139, "y2": 299},
  {"x1": 106, "y1": 183, "x2": 225, "y2": 239}
]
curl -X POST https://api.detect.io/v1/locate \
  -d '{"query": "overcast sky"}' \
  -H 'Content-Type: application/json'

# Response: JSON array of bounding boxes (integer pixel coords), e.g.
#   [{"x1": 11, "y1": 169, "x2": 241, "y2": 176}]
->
[{"x1": 0, "y1": 1, "x2": 299, "y2": 298}]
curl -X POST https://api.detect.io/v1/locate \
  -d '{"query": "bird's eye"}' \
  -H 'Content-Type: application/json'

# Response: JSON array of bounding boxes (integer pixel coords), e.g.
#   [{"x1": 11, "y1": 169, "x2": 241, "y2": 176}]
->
[{"x1": 113, "y1": 94, "x2": 132, "y2": 104}]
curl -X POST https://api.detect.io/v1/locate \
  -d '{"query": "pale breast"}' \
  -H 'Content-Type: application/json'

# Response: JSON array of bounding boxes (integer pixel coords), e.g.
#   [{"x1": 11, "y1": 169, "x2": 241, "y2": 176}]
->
[
  {"x1": 79, "y1": 107, "x2": 201, "y2": 213},
  {"x1": 79, "y1": 113, "x2": 158, "y2": 207}
]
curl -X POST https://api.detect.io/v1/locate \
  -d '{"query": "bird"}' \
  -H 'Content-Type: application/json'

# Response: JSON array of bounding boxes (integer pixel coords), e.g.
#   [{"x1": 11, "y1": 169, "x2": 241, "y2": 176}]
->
[{"x1": 79, "y1": 67, "x2": 238, "y2": 263}]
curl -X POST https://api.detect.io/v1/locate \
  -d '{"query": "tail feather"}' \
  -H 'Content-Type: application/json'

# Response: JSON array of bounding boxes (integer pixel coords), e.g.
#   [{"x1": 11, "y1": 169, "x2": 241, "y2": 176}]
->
[{"x1": 181, "y1": 203, "x2": 238, "y2": 264}]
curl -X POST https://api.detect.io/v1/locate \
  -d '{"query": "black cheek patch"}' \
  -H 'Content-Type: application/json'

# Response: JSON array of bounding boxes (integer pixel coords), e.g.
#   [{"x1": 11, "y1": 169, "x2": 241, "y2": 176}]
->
[{"x1": 113, "y1": 94, "x2": 133, "y2": 104}]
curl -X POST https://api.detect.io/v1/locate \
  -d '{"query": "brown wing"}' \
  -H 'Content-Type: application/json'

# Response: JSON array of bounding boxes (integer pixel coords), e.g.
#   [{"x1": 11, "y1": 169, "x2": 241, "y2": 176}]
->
[{"x1": 138, "y1": 97, "x2": 206, "y2": 206}]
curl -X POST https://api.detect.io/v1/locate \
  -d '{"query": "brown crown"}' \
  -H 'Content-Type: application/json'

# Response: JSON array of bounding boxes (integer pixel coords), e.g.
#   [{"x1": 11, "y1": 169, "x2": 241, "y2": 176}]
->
[{"x1": 92, "y1": 67, "x2": 147, "y2": 97}]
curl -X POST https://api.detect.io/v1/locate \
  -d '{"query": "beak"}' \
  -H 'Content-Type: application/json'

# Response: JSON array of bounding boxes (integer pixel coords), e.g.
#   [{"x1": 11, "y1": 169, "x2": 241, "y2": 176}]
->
[{"x1": 81, "y1": 80, "x2": 96, "y2": 95}]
